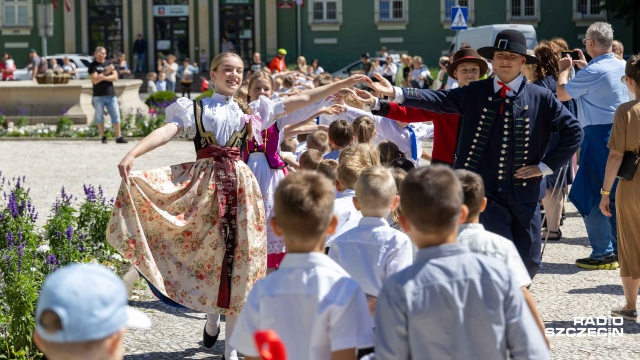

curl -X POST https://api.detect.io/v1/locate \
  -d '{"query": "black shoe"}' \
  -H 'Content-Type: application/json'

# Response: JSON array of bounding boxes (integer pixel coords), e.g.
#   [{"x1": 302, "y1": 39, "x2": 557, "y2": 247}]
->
[
  {"x1": 101, "y1": 136, "x2": 107, "y2": 144},
  {"x1": 202, "y1": 324, "x2": 220, "y2": 348},
  {"x1": 575, "y1": 254, "x2": 619, "y2": 270},
  {"x1": 115, "y1": 137, "x2": 128, "y2": 144},
  {"x1": 542, "y1": 229, "x2": 562, "y2": 241}
]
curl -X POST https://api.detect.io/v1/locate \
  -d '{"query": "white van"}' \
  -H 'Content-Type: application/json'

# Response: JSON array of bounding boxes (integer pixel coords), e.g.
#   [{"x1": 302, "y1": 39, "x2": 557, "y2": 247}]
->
[{"x1": 449, "y1": 24, "x2": 538, "y2": 54}]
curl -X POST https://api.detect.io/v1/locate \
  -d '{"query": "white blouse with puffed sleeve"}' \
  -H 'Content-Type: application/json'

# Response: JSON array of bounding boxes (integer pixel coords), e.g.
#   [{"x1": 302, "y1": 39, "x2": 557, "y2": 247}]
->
[{"x1": 165, "y1": 93, "x2": 286, "y2": 145}]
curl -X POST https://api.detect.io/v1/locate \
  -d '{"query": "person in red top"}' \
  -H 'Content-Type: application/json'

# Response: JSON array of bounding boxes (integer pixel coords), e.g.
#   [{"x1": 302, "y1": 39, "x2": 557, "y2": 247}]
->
[
  {"x1": 362, "y1": 48, "x2": 489, "y2": 166},
  {"x1": 268, "y1": 48, "x2": 287, "y2": 73}
]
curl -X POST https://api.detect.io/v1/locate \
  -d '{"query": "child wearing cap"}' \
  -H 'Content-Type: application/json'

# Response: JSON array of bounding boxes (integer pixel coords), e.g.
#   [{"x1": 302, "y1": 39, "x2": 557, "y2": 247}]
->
[
  {"x1": 374, "y1": 166, "x2": 549, "y2": 359},
  {"x1": 268, "y1": 49, "x2": 287, "y2": 73},
  {"x1": 229, "y1": 172, "x2": 373, "y2": 360},
  {"x1": 34, "y1": 263, "x2": 151, "y2": 360},
  {"x1": 328, "y1": 166, "x2": 413, "y2": 315}
]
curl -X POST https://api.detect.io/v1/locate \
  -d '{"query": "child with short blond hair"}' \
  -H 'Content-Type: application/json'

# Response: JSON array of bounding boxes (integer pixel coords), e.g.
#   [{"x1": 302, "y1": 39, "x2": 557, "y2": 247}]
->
[
  {"x1": 230, "y1": 172, "x2": 373, "y2": 360},
  {"x1": 374, "y1": 166, "x2": 549, "y2": 360},
  {"x1": 306, "y1": 130, "x2": 332, "y2": 155},
  {"x1": 299, "y1": 149, "x2": 323, "y2": 171},
  {"x1": 329, "y1": 166, "x2": 413, "y2": 312},
  {"x1": 327, "y1": 145, "x2": 380, "y2": 249},
  {"x1": 317, "y1": 159, "x2": 339, "y2": 182}
]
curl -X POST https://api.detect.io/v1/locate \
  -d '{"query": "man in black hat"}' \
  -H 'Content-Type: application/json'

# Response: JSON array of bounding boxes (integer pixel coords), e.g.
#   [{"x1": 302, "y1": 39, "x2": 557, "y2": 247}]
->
[{"x1": 367, "y1": 29, "x2": 583, "y2": 278}]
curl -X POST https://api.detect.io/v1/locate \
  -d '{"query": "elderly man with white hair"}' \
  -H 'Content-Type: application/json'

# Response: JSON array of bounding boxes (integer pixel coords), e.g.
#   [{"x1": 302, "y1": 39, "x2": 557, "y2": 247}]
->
[{"x1": 556, "y1": 22, "x2": 629, "y2": 270}]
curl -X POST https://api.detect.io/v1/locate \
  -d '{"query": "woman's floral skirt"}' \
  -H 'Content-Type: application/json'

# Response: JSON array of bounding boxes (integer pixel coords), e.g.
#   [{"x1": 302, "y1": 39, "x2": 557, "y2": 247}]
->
[{"x1": 107, "y1": 158, "x2": 267, "y2": 315}]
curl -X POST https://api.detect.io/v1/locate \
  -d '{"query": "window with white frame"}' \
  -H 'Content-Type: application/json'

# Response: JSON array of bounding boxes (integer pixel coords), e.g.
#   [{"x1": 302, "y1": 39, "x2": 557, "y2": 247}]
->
[
  {"x1": 440, "y1": 0, "x2": 474, "y2": 27},
  {"x1": 573, "y1": 0, "x2": 605, "y2": 22},
  {"x1": 312, "y1": 0, "x2": 338, "y2": 22},
  {"x1": 507, "y1": 0, "x2": 540, "y2": 22},
  {"x1": 2, "y1": 0, "x2": 30, "y2": 27},
  {"x1": 379, "y1": 0, "x2": 405, "y2": 21},
  {"x1": 309, "y1": 0, "x2": 342, "y2": 31}
]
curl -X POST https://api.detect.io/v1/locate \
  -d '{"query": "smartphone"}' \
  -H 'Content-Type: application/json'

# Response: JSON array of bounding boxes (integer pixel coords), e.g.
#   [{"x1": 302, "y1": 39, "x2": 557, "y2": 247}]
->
[{"x1": 561, "y1": 51, "x2": 579, "y2": 60}]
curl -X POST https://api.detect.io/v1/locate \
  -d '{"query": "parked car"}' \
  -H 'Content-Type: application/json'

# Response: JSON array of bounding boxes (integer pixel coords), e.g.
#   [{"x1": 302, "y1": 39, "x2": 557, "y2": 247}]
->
[
  {"x1": 330, "y1": 55, "x2": 401, "y2": 79},
  {"x1": 449, "y1": 24, "x2": 538, "y2": 54},
  {"x1": 12, "y1": 54, "x2": 93, "y2": 80}
]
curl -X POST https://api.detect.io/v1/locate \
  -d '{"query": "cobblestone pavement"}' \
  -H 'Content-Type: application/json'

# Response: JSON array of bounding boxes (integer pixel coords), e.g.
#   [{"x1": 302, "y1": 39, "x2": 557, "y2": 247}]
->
[{"x1": 2, "y1": 139, "x2": 640, "y2": 359}]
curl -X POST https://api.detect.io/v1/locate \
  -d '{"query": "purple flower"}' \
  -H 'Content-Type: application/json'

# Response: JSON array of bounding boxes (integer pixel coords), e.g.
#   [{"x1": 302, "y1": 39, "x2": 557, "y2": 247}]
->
[
  {"x1": 65, "y1": 225, "x2": 73, "y2": 241},
  {"x1": 5, "y1": 231, "x2": 14, "y2": 248},
  {"x1": 46, "y1": 253, "x2": 57, "y2": 265},
  {"x1": 18, "y1": 108, "x2": 26, "y2": 116},
  {"x1": 60, "y1": 108, "x2": 67, "y2": 116},
  {"x1": 56, "y1": 230, "x2": 62, "y2": 239}
]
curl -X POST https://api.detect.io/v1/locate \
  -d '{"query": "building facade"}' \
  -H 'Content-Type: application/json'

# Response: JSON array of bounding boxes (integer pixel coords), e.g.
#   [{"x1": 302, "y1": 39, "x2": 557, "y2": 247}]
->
[{"x1": 0, "y1": 0, "x2": 637, "y2": 73}]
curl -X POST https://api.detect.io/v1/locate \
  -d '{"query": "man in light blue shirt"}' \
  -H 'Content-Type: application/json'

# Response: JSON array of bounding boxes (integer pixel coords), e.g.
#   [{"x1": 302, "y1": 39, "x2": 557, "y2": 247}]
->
[
  {"x1": 375, "y1": 166, "x2": 549, "y2": 360},
  {"x1": 557, "y1": 22, "x2": 629, "y2": 270}
]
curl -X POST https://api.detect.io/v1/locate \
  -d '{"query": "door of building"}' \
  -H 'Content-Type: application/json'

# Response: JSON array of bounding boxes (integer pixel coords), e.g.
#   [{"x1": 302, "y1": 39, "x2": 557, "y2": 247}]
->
[
  {"x1": 88, "y1": 0, "x2": 123, "y2": 57},
  {"x1": 154, "y1": 17, "x2": 189, "y2": 65},
  {"x1": 219, "y1": 3, "x2": 255, "y2": 64}
]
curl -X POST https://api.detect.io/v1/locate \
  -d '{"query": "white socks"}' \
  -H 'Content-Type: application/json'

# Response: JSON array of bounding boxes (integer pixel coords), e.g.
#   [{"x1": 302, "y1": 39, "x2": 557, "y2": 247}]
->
[
  {"x1": 224, "y1": 314, "x2": 239, "y2": 359},
  {"x1": 205, "y1": 313, "x2": 221, "y2": 335},
  {"x1": 204, "y1": 313, "x2": 238, "y2": 359}
]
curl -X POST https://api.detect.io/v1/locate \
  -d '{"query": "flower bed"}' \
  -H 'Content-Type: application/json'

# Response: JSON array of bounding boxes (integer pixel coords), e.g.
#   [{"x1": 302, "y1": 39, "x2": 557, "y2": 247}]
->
[
  {"x1": 0, "y1": 173, "x2": 123, "y2": 359},
  {"x1": 0, "y1": 91, "x2": 178, "y2": 139}
]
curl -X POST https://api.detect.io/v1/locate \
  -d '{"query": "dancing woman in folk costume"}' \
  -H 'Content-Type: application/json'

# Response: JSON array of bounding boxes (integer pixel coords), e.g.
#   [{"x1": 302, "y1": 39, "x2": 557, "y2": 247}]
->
[
  {"x1": 107, "y1": 52, "x2": 367, "y2": 359},
  {"x1": 244, "y1": 70, "x2": 344, "y2": 271}
]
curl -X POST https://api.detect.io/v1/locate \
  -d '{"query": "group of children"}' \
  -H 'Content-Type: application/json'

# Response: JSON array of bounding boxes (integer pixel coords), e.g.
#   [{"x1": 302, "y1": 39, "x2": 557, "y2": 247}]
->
[{"x1": 33, "y1": 40, "x2": 558, "y2": 359}]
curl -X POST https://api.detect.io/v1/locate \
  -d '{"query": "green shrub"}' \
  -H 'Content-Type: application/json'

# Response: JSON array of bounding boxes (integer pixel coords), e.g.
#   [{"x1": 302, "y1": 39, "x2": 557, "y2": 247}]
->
[
  {"x1": 196, "y1": 90, "x2": 214, "y2": 100},
  {"x1": 144, "y1": 91, "x2": 178, "y2": 107}
]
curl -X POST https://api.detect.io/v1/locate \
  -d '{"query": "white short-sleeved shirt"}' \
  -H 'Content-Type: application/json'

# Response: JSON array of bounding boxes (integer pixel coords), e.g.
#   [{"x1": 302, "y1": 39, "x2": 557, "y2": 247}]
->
[
  {"x1": 326, "y1": 189, "x2": 362, "y2": 247},
  {"x1": 165, "y1": 93, "x2": 285, "y2": 142},
  {"x1": 457, "y1": 223, "x2": 531, "y2": 288},
  {"x1": 229, "y1": 252, "x2": 374, "y2": 360},
  {"x1": 328, "y1": 217, "x2": 413, "y2": 297}
]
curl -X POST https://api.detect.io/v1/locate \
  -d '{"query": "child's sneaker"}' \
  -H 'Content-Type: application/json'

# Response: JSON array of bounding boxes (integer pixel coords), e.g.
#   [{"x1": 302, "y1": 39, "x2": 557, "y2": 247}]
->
[
  {"x1": 116, "y1": 137, "x2": 128, "y2": 144},
  {"x1": 101, "y1": 136, "x2": 107, "y2": 144}
]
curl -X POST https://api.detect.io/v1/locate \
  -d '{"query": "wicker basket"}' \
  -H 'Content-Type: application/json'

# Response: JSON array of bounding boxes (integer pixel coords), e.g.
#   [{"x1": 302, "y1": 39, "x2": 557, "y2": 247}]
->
[{"x1": 35, "y1": 73, "x2": 71, "y2": 85}]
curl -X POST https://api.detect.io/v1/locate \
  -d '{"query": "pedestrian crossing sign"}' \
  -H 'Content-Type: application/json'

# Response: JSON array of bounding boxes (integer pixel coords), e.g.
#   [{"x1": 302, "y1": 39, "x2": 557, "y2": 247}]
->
[{"x1": 451, "y1": 6, "x2": 468, "y2": 30}]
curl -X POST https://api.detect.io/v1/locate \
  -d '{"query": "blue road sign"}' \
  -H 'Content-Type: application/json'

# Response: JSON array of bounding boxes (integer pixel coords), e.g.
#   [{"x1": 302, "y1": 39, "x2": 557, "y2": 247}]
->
[{"x1": 451, "y1": 6, "x2": 468, "y2": 31}]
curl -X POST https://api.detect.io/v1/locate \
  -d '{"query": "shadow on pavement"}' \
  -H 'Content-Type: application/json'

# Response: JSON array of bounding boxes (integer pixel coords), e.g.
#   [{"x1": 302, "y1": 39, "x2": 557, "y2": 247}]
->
[
  {"x1": 539, "y1": 262, "x2": 584, "y2": 275},
  {"x1": 567, "y1": 284, "x2": 624, "y2": 295},
  {"x1": 124, "y1": 347, "x2": 223, "y2": 359},
  {"x1": 129, "y1": 299, "x2": 203, "y2": 320}
]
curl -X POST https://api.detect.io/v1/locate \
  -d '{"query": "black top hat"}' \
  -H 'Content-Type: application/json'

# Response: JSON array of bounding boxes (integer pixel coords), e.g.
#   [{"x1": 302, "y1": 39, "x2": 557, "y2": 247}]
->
[
  {"x1": 447, "y1": 48, "x2": 489, "y2": 80},
  {"x1": 477, "y1": 29, "x2": 539, "y2": 64}
]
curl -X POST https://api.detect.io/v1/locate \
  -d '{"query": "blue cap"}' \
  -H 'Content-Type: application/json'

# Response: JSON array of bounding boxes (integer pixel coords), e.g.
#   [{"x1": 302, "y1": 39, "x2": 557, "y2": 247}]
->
[{"x1": 35, "y1": 263, "x2": 151, "y2": 343}]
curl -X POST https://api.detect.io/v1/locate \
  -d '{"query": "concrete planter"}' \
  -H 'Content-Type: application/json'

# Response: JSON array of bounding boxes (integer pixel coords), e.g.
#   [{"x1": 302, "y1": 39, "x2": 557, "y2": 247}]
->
[{"x1": 0, "y1": 79, "x2": 148, "y2": 125}]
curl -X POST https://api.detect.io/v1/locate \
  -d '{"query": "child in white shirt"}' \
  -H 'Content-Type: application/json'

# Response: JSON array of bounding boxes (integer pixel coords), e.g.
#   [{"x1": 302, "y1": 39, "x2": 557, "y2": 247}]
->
[
  {"x1": 326, "y1": 144, "x2": 379, "y2": 248},
  {"x1": 155, "y1": 72, "x2": 167, "y2": 91},
  {"x1": 147, "y1": 72, "x2": 158, "y2": 94},
  {"x1": 229, "y1": 172, "x2": 373, "y2": 360},
  {"x1": 329, "y1": 166, "x2": 413, "y2": 313}
]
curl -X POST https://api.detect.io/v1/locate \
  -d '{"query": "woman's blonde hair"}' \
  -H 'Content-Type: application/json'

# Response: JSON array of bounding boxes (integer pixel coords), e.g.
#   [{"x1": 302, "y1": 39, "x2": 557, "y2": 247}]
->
[{"x1": 353, "y1": 115, "x2": 376, "y2": 145}]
